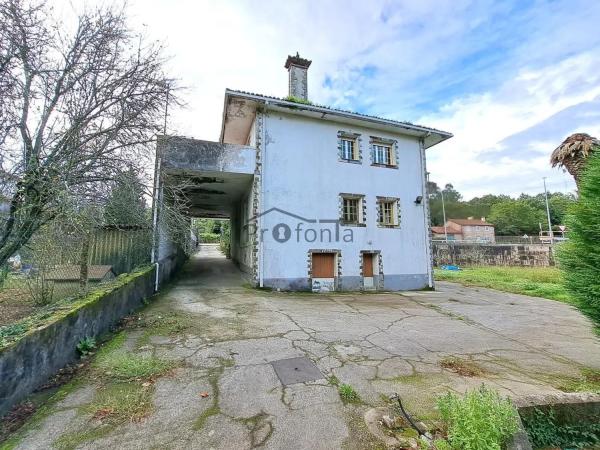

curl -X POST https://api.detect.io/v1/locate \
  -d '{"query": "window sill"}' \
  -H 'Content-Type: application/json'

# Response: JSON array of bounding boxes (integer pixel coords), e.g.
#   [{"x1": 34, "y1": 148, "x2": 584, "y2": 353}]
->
[
  {"x1": 339, "y1": 158, "x2": 362, "y2": 164},
  {"x1": 371, "y1": 163, "x2": 398, "y2": 169},
  {"x1": 340, "y1": 221, "x2": 366, "y2": 227},
  {"x1": 377, "y1": 224, "x2": 400, "y2": 229}
]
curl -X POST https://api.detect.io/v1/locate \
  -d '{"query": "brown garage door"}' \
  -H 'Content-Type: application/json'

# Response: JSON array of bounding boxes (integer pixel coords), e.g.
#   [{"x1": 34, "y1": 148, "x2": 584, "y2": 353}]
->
[
  {"x1": 362, "y1": 253, "x2": 374, "y2": 277},
  {"x1": 312, "y1": 253, "x2": 335, "y2": 278}
]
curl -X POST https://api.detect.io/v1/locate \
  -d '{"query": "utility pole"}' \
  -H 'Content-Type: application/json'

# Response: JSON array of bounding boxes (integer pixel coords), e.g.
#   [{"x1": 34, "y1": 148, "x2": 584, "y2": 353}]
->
[
  {"x1": 441, "y1": 189, "x2": 448, "y2": 242},
  {"x1": 543, "y1": 177, "x2": 554, "y2": 243}
]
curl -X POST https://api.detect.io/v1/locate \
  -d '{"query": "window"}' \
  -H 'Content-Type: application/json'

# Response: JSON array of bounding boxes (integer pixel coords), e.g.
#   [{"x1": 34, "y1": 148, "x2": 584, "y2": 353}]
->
[
  {"x1": 373, "y1": 144, "x2": 393, "y2": 165},
  {"x1": 340, "y1": 194, "x2": 365, "y2": 225},
  {"x1": 338, "y1": 132, "x2": 361, "y2": 163},
  {"x1": 341, "y1": 138, "x2": 357, "y2": 161},
  {"x1": 377, "y1": 197, "x2": 400, "y2": 227},
  {"x1": 343, "y1": 197, "x2": 359, "y2": 223}
]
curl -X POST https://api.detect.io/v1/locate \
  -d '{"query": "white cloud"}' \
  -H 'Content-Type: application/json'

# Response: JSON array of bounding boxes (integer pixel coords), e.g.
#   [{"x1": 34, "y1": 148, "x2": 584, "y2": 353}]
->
[{"x1": 420, "y1": 51, "x2": 600, "y2": 198}]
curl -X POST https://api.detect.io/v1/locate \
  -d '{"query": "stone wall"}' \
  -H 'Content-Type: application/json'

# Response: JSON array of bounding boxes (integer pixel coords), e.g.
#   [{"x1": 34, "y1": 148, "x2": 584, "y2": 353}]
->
[
  {"x1": 432, "y1": 242, "x2": 555, "y2": 267},
  {"x1": 0, "y1": 267, "x2": 156, "y2": 417}
]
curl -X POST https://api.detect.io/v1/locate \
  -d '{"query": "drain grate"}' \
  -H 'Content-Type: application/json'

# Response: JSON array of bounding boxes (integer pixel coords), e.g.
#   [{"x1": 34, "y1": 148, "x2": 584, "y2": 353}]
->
[{"x1": 270, "y1": 357, "x2": 324, "y2": 385}]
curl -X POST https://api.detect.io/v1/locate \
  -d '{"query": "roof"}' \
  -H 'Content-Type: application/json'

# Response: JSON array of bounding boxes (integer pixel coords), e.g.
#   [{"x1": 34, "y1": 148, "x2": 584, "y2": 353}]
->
[
  {"x1": 45, "y1": 265, "x2": 115, "y2": 282},
  {"x1": 431, "y1": 226, "x2": 461, "y2": 234},
  {"x1": 447, "y1": 219, "x2": 494, "y2": 226},
  {"x1": 221, "y1": 89, "x2": 453, "y2": 149}
]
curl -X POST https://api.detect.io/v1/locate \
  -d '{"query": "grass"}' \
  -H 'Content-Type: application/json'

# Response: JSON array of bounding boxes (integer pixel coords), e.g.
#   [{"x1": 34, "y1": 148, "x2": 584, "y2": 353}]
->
[
  {"x1": 338, "y1": 384, "x2": 361, "y2": 404},
  {"x1": 85, "y1": 382, "x2": 153, "y2": 424},
  {"x1": 555, "y1": 367, "x2": 600, "y2": 394},
  {"x1": 0, "y1": 266, "x2": 154, "y2": 350},
  {"x1": 94, "y1": 353, "x2": 174, "y2": 381},
  {"x1": 434, "y1": 266, "x2": 573, "y2": 304}
]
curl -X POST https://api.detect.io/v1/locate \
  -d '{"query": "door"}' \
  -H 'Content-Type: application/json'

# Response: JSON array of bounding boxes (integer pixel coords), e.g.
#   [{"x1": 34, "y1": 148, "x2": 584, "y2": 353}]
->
[
  {"x1": 362, "y1": 253, "x2": 375, "y2": 289},
  {"x1": 312, "y1": 253, "x2": 336, "y2": 292}
]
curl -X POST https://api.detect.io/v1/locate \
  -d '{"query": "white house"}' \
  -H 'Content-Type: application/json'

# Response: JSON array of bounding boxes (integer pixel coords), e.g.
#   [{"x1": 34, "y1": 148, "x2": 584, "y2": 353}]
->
[{"x1": 155, "y1": 54, "x2": 452, "y2": 292}]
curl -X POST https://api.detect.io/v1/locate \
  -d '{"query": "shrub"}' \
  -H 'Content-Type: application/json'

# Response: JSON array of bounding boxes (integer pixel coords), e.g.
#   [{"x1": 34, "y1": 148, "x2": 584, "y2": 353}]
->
[
  {"x1": 437, "y1": 385, "x2": 518, "y2": 450},
  {"x1": 558, "y1": 152, "x2": 600, "y2": 328}
]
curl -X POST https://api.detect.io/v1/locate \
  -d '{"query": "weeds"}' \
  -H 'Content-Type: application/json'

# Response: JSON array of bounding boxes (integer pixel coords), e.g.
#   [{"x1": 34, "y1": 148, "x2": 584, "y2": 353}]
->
[
  {"x1": 521, "y1": 407, "x2": 600, "y2": 449},
  {"x1": 556, "y1": 367, "x2": 600, "y2": 393},
  {"x1": 436, "y1": 385, "x2": 518, "y2": 450},
  {"x1": 76, "y1": 337, "x2": 97, "y2": 356},
  {"x1": 85, "y1": 382, "x2": 153, "y2": 424},
  {"x1": 338, "y1": 384, "x2": 361, "y2": 404}
]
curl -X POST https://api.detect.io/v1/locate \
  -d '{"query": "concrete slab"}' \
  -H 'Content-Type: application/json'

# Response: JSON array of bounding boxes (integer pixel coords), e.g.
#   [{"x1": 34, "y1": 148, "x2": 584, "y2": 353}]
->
[{"x1": 10, "y1": 248, "x2": 600, "y2": 449}]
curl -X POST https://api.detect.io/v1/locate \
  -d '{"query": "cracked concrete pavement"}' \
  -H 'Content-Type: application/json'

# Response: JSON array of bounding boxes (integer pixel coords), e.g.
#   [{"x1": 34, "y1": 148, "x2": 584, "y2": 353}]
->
[{"x1": 12, "y1": 245, "x2": 600, "y2": 449}]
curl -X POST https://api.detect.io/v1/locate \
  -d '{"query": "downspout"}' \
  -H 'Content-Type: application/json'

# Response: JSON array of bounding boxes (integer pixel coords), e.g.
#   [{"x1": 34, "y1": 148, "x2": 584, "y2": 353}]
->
[
  {"x1": 419, "y1": 136, "x2": 434, "y2": 289},
  {"x1": 151, "y1": 145, "x2": 162, "y2": 292},
  {"x1": 259, "y1": 104, "x2": 268, "y2": 287}
]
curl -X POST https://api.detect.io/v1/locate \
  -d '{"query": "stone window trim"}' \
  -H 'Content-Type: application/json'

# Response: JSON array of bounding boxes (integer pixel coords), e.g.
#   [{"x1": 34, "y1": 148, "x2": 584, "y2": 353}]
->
[
  {"x1": 339, "y1": 193, "x2": 367, "y2": 227},
  {"x1": 337, "y1": 131, "x2": 362, "y2": 164},
  {"x1": 307, "y1": 249, "x2": 342, "y2": 287},
  {"x1": 376, "y1": 196, "x2": 401, "y2": 228},
  {"x1": 369, "y1": 136, "x2": 399, "y2": 168}
]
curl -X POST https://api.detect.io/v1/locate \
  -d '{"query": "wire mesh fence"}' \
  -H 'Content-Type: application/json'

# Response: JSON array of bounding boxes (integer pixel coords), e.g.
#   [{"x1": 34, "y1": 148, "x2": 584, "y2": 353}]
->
[{"x1": 0, "y1": 226, "x2": 151, "y2": 327}]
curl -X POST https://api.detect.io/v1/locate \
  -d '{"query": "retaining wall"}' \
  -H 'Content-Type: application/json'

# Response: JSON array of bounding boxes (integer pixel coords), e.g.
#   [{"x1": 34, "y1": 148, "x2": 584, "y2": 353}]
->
[
  {"x1": 432, "y1": 242, "x2": 555, "y2": 267},
  {"x1": 0, "y1": 267, "x2": 156, "y2": 417}
]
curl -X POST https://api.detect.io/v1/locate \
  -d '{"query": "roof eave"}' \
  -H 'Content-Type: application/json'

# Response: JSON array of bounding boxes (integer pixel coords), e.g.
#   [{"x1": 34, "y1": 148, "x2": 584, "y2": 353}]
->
[{"x1": 223, "y1": 89, "x2": 452, "y2": 148}]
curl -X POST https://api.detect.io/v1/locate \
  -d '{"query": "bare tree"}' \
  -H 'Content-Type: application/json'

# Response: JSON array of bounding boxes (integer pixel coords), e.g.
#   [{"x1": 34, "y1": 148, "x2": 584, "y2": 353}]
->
[{"x1": 0, "y1": 0, "x2": 176, "y2": 267}]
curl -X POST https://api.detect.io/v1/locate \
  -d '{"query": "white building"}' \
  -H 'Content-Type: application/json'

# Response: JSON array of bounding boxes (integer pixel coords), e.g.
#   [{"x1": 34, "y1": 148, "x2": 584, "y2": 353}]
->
[{"x1": 155, "y1": 54, "x2": 452, "y2": 291}]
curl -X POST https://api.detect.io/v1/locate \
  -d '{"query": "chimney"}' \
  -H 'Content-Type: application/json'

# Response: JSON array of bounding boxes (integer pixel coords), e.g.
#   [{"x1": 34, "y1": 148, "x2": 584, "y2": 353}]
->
[
  {"x1": 285, "y1": 52, "x2": 311, "y2": 100},
  {"x1": 467, "y1": 216, "x2": 474, "y2": 220},
  {"x1": 481, "y1": 217, "x2": 486, "y2": 222}
]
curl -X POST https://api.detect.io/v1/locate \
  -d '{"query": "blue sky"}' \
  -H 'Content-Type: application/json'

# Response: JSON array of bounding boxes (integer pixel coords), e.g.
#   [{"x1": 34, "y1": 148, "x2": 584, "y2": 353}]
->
[{"x1": 59, "y1": 0, "x2": 600, "y2": 198}]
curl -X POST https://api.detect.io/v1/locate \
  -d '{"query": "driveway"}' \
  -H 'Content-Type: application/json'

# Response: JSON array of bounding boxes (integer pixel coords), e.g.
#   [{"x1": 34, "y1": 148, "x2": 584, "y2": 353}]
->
[{"x1": 12, "y1": 245, "x2": 600, "y2": 449}]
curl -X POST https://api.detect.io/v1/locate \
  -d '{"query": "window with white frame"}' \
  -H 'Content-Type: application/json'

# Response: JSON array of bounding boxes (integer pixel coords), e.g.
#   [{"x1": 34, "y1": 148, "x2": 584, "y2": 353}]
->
[
  {"x1": 341, "y1": 137, "x2": 358, "y2": 161},
  {"x1": 377, "y1": 198, "x2": 399, "y2": 227},
  {"x1": 373, "y1": 143, "x2": 394, "y2": 165}
]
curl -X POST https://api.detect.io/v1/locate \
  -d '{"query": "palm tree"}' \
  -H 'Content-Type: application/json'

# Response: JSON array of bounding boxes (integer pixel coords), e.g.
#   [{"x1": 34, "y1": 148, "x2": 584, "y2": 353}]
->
[{"x1": 550, "y1": 133, "x2": 600, "y2": 187}]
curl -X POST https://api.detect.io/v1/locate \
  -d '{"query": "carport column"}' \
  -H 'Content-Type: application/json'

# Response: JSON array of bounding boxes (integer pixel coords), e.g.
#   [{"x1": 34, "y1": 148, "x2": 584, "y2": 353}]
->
[
  {"x1": 419, "y1": 137, "x2": 435, "y2": 289},
  {"x1": 252, "y1": 111, "x2": 265, "y2": 287}
]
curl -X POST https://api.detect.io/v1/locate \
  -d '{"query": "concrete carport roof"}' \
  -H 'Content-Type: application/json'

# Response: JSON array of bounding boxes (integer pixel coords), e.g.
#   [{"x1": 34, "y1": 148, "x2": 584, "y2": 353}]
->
[{"x1": 157, "y1": 135, "x2": 255, "y2": 218}]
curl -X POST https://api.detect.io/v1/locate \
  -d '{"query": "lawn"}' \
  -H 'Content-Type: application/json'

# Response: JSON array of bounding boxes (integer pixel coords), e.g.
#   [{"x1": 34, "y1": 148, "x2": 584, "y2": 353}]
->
[{"x1": 434, "y1": 266, "x2": 573, "y2": 304}]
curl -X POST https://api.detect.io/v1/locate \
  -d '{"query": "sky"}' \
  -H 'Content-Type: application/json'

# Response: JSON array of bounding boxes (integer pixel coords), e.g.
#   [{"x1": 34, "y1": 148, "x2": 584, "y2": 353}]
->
[{"x1": 59, "y1": 0, "x2": 600, "y2": 199}]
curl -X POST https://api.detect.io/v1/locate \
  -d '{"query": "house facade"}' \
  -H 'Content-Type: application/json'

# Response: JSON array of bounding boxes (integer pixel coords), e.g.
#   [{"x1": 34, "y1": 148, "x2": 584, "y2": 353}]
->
[
  {"x1": 155, "y1": 54, "x2": 452, "y2": 291},
  {"x1": 431, "y1": 218, "x2": 495, "y2": 242}
]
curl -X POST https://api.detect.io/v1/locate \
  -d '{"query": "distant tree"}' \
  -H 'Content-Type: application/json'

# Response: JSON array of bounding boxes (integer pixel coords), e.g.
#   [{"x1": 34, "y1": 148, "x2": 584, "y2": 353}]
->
[
  {"x1": 466, "y1": 194, "x2": 511, "y2": 219},
  {"x1": 548, "y1": 192, "x2": 576, "y2": 226},
  {"x1": 0, "y1": 0, "x2": 175, "y2": 267},
  {"x1": 488, "y1": 200, "x2": 546, "y2": 235},
  {"x1": 104, "y1": 168, "x2": 148, "y2": 227},
  {"x1": 558, "y1": 152, "x2": 600, "y2": 327}
]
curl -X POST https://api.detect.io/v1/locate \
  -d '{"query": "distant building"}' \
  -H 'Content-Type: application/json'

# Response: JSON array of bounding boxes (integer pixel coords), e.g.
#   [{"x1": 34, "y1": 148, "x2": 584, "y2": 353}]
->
[{"x1": 432, "y1": 217, "x2": 495, "y2": 242}]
